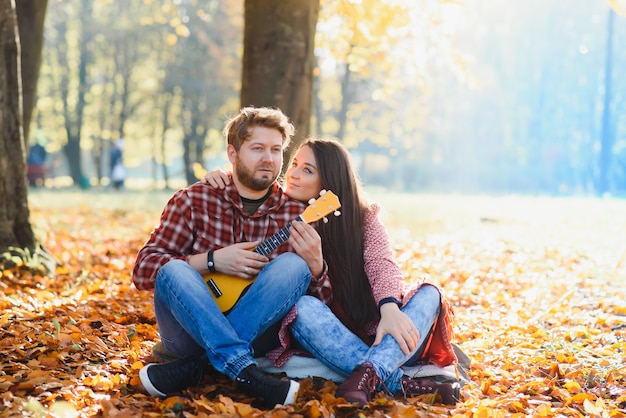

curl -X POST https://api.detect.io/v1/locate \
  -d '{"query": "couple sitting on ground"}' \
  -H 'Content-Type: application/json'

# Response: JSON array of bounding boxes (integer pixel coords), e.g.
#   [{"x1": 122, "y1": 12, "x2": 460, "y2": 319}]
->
[{"x1": 132, "y1": 106, "x2": 466, "y2": 409}]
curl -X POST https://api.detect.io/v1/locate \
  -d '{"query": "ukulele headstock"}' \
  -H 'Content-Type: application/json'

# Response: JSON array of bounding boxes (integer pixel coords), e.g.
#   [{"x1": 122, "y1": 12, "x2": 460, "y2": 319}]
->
[{"x1": 301, "y1": 190, "x2": 341, "y2": 224}]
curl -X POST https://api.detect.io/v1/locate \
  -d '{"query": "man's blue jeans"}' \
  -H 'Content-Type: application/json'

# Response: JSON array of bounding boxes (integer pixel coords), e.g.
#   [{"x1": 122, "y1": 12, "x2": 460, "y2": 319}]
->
[
  {"x1": 291, "y1": 284, "x2": 441, "y2": 394},
  {"x1": 153, "y1": 253, "x2": 312, "y2": 380}
]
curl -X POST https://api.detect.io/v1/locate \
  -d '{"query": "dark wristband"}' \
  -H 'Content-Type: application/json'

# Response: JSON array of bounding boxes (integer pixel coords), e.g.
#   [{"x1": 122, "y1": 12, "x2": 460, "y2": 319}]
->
[
  {"x1": 206, "y1": 250, "x2": 216, "y2": 273},
  {"x1": 378, "y1": 297, "x2": 401, "y2": 310}
]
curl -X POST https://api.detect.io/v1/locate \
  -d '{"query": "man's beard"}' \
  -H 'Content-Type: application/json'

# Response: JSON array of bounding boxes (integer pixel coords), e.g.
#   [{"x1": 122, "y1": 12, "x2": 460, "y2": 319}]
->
[{"x1": 234, "y1": 159, "x2": 278, "y2": 191}]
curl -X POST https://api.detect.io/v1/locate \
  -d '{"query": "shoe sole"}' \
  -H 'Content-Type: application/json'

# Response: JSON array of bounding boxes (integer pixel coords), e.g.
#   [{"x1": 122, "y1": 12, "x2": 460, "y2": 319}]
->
[
  {"x1": 139, "y1": 364, "x2": 167, "y2": 398},
  {"x1": 284, "y1": 380, "x2": 300, "y2": 405}
]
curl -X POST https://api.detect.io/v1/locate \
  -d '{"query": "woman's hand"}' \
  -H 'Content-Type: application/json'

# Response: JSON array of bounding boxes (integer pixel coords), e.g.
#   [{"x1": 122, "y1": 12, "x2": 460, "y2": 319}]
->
[
  {"x1": 373, "y1": 303, "x2": 419, "y2": 355},
  {"x1": 201, "y1": 169, "x2": 230, "y2": 189},
  {"x1": 288, "y1": 221, "x2": 324, "y2": 277}
]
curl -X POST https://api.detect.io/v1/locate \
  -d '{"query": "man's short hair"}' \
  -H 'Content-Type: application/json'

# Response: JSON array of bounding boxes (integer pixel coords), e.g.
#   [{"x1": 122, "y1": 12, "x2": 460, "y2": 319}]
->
[{"x1": 224, "y1": 107, "x2": 295, "y2": 151}]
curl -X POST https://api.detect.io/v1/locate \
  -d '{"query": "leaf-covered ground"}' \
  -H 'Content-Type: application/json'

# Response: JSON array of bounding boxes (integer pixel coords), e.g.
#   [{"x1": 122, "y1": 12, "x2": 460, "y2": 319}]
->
[{"x1": 1, "y1": 191, "x2": 625, "y2": 417}]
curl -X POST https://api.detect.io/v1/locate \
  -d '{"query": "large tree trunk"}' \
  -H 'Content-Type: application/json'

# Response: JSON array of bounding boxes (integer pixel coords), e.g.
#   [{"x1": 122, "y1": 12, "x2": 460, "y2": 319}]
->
[
  {"x1": 0, "y1": 0, "x2": 36, "y2": 253},
  {"x1": 241, "y1": 0, "x2": 319, "y2": 172}
]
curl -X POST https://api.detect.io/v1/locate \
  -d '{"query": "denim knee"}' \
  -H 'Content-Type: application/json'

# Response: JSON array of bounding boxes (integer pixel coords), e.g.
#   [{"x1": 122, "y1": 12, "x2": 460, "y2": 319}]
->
[
  {"x1": 156, "y1": 259, "x2": 191, "y2": 281},
  {"x1": 275, "y1": 252, "x2": 308, "y2": 270},
  {"x1": 418, "y1": 283, "x2": 441, "y2": 305},
  {"x1": 296, "y1": 295, "x2": 324, "y2": 318},
  {"x1": 270, "y1": 253, "x2": 312, "y2": 285},
  {"x1": 414, "y1": 283, "x2": 441, "y2": 307}
]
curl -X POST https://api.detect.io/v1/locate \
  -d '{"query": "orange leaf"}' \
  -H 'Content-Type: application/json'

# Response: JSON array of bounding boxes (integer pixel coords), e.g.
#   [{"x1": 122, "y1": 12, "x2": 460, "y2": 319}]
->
[
  {"x1": 566, "y1": 392, "x2": 596, "y2": 405},
  {"x1": 563, "y1": 381, "x2": 581, "y2": 393}
]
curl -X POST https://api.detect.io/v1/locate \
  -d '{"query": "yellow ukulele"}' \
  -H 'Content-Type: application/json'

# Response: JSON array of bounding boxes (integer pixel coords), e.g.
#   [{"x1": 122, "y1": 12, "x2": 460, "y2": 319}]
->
[{"x1": 204, "y1": 190, "x2": 341, "y2": 313}]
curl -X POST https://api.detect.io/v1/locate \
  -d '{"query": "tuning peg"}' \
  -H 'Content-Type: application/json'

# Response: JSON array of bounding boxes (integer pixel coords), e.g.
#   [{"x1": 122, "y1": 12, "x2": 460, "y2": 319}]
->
[
  {"x1": 334, "y1": 210, "x2": 341, "y2": 217},
  {"x1": 323, "y1": 217, "x2": 329, "y2": 223},
  {"x1": 308, "y1": 197, "x2": 316, "y2": 204},
  {"x1": 319, "y1": 189, "x2": 327, "y2": 195}
]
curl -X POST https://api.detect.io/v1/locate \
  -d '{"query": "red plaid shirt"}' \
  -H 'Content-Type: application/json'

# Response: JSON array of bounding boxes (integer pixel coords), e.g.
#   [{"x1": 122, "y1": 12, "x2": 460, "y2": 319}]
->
[{"x1": 132, "y1": 181, "x2": 311, "y2": 290}]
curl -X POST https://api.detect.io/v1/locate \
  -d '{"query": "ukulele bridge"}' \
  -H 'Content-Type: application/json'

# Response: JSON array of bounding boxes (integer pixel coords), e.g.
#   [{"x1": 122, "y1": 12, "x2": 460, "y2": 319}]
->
[{"x1": 206, "y1": 278, "x2": 222, "y2": 298}]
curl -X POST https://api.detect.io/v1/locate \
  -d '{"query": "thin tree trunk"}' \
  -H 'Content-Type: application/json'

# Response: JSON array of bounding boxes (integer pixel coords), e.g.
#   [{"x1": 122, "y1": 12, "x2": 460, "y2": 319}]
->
[
  {"x1": 598, "y1": 8, "x2": 615, "y2": 196},
  {"x1": 59, "y1": 0, "x2": 91, "y2": 187},
  {"x1": 336, "y1": 61, "x2": 352, "y2": 141},
  {"x1": 159, "y1": 93, "x2": 171, "y2": 189},
  {"x1": 313, "y1": 55, "x2": 323, "y2": 137}
]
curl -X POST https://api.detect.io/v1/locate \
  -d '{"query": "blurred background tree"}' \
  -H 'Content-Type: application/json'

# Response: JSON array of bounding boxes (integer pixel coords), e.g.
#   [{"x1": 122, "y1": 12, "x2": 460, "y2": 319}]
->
[{"x1": 22, "y1": 0, "x2": 626, "y2": 196}]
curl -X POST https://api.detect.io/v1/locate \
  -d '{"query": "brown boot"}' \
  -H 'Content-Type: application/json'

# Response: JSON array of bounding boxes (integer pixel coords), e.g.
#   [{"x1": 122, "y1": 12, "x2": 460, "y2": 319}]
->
[{"x1": 336, "y1": 363, "x2": 381, "y2": 406}]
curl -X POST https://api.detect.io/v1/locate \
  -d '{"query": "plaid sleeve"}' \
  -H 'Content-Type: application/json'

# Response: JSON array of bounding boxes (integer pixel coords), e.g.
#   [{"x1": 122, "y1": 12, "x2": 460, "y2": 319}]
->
[
  {"x1": 307, "y1": 260, "x2": 333, "y2": 304},
  {"x1": 132, "y1": 189, "x2": 196, "y2": 290}
]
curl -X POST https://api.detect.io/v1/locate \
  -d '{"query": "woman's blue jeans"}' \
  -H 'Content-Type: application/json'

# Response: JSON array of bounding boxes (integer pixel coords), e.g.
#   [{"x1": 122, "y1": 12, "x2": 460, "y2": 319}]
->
[
  {"x1": 291, "y1": 284, "x2": 441, "y2": 394},
  {"x1": 153, "y1": 253, "x2": 312, "y2": 380}
]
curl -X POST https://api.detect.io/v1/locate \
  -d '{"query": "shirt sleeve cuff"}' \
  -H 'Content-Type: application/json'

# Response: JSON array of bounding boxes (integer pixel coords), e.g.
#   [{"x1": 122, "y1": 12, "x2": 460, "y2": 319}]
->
[{"x1": 312, "y1": 260, "x2": 328, "y2": 283}]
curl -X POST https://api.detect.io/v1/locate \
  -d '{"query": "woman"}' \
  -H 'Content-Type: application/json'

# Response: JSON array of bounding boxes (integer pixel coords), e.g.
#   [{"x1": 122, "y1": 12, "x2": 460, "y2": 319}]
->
[{"x1": 203, "y1": 138, "x2": 460, "y2": 405}]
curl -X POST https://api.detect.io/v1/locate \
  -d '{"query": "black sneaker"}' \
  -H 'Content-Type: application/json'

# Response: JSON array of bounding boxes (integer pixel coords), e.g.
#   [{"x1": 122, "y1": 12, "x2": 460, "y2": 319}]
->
[
  {"x1": 140, "y1": 356, "x2": 205, "y2": 398},
  {"x1": 397, "y1": 376, "x2": 461, "y2": 405},
  {"x1": 235, "y1": 364, "x2": 300, "y2": 408}
]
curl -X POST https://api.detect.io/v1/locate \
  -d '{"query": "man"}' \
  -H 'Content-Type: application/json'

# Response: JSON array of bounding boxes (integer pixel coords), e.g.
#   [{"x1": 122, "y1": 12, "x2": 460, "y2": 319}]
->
[{"x1": 132, "y1": 107, "x2": 324, "y2": 408}]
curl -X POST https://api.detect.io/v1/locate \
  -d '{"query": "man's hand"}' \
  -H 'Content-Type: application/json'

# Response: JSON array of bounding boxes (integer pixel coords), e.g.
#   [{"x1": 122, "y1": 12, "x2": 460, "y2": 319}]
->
[
  {"x1": 373, "y1": 303, "x2": 419, "y2": 355},
  {"x1": 213, "y1": 242, "x2": 268, "y2": 278},
  {"x1": 288, "y1": 221, "x2": 324, "y2": 277}
]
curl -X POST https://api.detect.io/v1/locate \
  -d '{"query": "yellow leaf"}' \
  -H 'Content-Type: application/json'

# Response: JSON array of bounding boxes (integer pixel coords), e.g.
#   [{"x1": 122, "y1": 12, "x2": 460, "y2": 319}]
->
[
  {"x1": 49, "y1": 401, "x2": 78, "y2": 418},
  {"x1": 0, "y1": 312, "x2": 11, "y2": 327},
  {"x1": 583, "y1": 398, "x2": 603, "y2": 416},
  {"x1": 564, "y1": 381, "x2": 581, "y2": 393},
  {"x1": 508, "y1": 400, "x2": 526, "y2": 412},
  {"x1": 473, "y1": 405, "x2": 497, "y2": 418},
  {"x1": 535, "y1": 403, "x2": 552, "y2": 416},
  {"x1": 23, "y1": 399, "x2": 47, "y2": 415}
]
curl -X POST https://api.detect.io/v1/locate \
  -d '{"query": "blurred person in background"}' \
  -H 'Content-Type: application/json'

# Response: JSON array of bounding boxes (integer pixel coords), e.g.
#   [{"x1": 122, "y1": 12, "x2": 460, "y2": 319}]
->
[
  {"x1": 110, "y1": 138, "x2": 126, "y2": 190},
  {"x1": 27, "y1": 131, "x2": 48, "y2": 187}
]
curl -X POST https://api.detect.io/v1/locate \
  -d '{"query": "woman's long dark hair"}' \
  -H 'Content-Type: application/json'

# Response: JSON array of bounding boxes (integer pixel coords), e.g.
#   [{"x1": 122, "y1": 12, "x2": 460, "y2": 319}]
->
[{"x1": 300, "y1": 138, "x2": 378, "y2": 329}]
